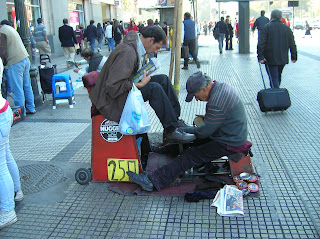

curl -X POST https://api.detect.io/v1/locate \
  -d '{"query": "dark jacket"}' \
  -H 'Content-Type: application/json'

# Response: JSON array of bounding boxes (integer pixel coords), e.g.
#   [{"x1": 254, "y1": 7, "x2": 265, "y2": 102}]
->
[
  {"x1": 113, "y1": 26, "x2": 122, "y2": 44},
  {"x1": 86, "y1": 24, "x2": 97, "y2": 41},
  {"x1": 183, "y1": 18, "x2": 196, "y2": 41},
  {"x1": 96, "y1": 26, "x2": 104, "y2": 40},
  {"x1": 58, "y1": 25, "x2": 77, "y2": 47},
  {"x1": 215, "y1": 20, "x2": 229, "y2": 35},
  {"x1": 88, "y1": 52, "x2": 104, "y2": 73},
  {"x1": 252, "y1": 16, "x2": 269, "y2": 31},
  {"x1": 227, "y1": 23, "x2": 233, "y2": 37},
  {"x1": 89, "y1": 31, "x2": 139, "y2": 122},
  {"x1": 257, "y1": 20, "x2": 297, "y2": 65}
]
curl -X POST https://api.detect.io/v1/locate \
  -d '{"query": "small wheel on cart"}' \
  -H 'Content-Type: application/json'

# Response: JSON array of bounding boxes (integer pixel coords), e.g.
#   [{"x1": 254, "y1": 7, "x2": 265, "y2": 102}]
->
[{"x1": 75, "y1": 168, "x2": 91, "y2": 185}]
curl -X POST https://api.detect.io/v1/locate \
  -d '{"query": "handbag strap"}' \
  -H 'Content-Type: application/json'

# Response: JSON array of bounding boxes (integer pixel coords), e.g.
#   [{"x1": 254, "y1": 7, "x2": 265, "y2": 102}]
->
[
  {"x1": 258, "y1": 63, "x2": 267, "y2": 89},
  {"x1": 259, "y1": 63, "x2": 274, "y2": 89},
  {"x1": 265, "y1": 63, "x2": 275, "y2": 88}
]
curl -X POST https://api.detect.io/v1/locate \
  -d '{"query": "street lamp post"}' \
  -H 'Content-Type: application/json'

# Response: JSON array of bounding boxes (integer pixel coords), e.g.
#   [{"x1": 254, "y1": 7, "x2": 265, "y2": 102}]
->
[{"x1": 14, "y1": 0, "x2": 42, "y2": 106}]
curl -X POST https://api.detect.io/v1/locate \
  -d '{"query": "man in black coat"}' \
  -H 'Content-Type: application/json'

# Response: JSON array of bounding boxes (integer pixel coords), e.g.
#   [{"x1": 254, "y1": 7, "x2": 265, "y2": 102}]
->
[
  {"x1": 58, "y1": 18, "x2": 77, "y2": 67},
  {"x1": 257, "y1": 9, "x2": 297, "y2": 88},
  {"x1": 252, "y1": 10, "x2": 269, "y2": 36},
  {"x1": 86, "y1": 20, "x2": 97, "y2": 52},
  {"x1": 214, "y1": 17, "x2": 229, "y2": 54}
]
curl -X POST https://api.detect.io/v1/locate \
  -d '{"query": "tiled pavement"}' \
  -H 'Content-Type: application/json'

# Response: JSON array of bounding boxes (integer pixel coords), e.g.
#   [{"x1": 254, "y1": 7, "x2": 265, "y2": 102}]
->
[{"x1": 1, "y1": 29, "x2": 320, "y2": 238}]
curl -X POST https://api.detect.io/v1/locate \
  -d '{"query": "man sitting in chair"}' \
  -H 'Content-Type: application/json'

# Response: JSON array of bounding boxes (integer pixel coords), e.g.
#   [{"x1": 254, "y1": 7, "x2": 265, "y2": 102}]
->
[
  {"x1": 127, "y1": 71, "x2": 250, "y2": 191},
  {"x1": 90, "y1": 26, "x2": 195, "y2": 143}
]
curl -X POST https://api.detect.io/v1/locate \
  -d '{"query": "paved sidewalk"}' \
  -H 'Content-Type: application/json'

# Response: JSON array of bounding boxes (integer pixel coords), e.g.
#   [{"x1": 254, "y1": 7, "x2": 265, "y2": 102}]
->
[{"x1": 1, "y1": 30, "x2": 320, "y2": 238}]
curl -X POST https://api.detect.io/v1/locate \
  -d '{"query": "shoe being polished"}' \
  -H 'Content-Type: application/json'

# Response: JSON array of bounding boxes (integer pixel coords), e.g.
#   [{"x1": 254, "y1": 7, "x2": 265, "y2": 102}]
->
[
  {"x1": 127, "y1": 171, "x2": 154, "y2": 191},
  {"x1": 165, "y1": 128, "x2": 196, "y2": 143}
]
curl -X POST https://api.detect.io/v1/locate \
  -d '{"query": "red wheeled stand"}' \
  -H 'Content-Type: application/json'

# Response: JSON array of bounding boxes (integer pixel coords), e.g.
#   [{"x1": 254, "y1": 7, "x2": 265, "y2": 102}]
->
[{"x1": 75, "y1": 72, "x2": 143, "y2": 185}]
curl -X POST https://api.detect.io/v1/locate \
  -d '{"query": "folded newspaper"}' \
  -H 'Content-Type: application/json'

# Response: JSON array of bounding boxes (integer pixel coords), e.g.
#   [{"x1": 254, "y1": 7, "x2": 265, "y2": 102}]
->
[
  {"x1": 211, "y1": 185, "x2": 244, "y2": 217},
  {"x1": 133, "y1": 58, "x2": 160, "y2": 83}
]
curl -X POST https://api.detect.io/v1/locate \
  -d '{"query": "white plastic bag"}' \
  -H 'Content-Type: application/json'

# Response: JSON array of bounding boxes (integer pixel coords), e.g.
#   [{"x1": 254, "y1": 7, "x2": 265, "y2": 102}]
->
[{"x1": 119, "y1": 84, "x2": 150, "y2": 135}]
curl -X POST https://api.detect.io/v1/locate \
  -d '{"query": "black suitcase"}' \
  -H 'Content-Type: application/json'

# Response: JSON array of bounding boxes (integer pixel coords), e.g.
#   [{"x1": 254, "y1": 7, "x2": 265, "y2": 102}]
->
[
  {"x1": 38, "y1": 54, "x2": 57, "y2": 94},
  {"x1": 181, "y1": 46, "x2": 189, "y2": 58},
  {"x1": 257, "y1": 64, "x2": 291, "y2": 112}
]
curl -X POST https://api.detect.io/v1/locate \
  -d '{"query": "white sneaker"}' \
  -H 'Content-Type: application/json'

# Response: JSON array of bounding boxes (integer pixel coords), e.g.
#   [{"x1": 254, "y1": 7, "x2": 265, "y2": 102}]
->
[
  {"x1": 0, "y1": 210, "x2": 17, "y2": 229},
  {"x1": 14, "y1": 189, "x2": 24, "y2": 202}
]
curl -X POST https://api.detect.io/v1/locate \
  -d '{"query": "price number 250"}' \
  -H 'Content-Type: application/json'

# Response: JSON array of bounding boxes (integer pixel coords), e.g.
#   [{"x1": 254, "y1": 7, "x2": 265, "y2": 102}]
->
[{"x1": 107, "y1": 158, "x2": 139, "y2": 181}]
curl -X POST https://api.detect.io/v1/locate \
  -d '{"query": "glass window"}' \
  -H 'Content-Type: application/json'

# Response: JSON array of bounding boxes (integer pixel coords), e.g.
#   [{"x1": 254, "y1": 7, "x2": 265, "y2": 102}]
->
[
  {"x1": 68, "y1": 0, "x2": 84, "y2": 30},
  {"x1": 6, "y1": 0, "x2": 40, "y2": 29}
]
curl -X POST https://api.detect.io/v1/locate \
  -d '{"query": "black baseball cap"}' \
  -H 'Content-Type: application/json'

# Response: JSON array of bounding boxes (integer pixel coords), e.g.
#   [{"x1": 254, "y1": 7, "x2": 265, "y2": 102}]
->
[{"x1": 185, "y1": 71, "x2": 206, "y2": 102}]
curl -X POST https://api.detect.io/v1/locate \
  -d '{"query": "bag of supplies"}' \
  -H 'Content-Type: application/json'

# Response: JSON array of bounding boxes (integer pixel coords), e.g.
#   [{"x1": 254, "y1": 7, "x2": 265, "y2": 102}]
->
[{"x1": 119, "y1": 84, "x2": 150, "y2": 135}]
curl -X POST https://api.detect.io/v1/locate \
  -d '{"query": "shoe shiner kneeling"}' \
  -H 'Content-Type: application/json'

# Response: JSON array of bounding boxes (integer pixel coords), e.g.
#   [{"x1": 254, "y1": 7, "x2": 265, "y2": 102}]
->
[{"x1": 127, "y1": 71, "x2": 250, "y2": 191}]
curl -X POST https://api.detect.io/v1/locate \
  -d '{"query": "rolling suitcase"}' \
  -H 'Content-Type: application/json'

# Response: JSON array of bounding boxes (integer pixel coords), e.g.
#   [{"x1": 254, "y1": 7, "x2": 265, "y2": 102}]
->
[
  {"x1": 257, "y1": 64, "x2": 291, "y2": 112},
  {"x1": 38, "y1": 54, "x2": 57, "y2": 94}
]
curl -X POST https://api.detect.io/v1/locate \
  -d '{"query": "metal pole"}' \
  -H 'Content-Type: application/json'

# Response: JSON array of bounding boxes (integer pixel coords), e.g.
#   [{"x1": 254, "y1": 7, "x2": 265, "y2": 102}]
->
[
  {"x1": 173, "y1": 0, "x2": 183, "y2": 97},
  {"x1": 168, "y1": 0, "x2": 179, "y2": 83},
  {"x1": 14, "y1": 0, "x2": 42, "y2": 105}
]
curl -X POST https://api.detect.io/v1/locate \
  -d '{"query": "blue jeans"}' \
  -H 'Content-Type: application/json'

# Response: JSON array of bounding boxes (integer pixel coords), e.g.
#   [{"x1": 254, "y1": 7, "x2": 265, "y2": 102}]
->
[
  {"x1": 107, "y1": 38, "x2": 114, "y2": 51},
  {"x1": 266, "y1": 64, "x2": 284, "y2": 88},
  {"x1": 218, "y1": 33, "x2": 225, "y2": 53},
  {"x1": 7, "y1": 57, "x2": 35, "y2": 114},
  {"x1": 0, "y1": 106, "x2": 21, "y2": 211},
  {"x1": 89, "y1": 38, "x2": 96, "y2": 51},
  {"x1": 98, "y1": 37, "x2": 103, "y2": 49}
]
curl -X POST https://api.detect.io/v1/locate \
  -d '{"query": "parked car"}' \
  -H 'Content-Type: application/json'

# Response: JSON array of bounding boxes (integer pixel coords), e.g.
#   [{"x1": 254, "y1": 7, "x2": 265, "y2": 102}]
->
[
  {"x1": 310, "y1": 20, "x2": 319, "y2": 29},
  {"x1": 294, "y1": 20, "x2": 304, "y2": 30}
]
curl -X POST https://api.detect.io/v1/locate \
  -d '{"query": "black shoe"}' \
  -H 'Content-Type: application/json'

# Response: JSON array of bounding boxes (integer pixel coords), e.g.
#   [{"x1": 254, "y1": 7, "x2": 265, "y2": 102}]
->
[
  {"x1": 127, "y1": 171, "x2": 153, "y2": 191},
  {"x1": 182, "y1": 66, "x2": 188, "y2": 70},
  {"x1": 165, "y1": 128, "x2": 196, "y2": 143},
  {"x1": 26, "y1": 110, "x2": 36, "y2": 115},
  {"x1": 196, "y1": 61, "x2": 200, "y2": 69}
]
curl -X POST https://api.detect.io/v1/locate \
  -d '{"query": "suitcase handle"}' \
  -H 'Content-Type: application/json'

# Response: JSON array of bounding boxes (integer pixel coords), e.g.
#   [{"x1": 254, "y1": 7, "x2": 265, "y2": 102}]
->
[{"x1": 259, "y1": 63, "x2": 274, "y2": 89}]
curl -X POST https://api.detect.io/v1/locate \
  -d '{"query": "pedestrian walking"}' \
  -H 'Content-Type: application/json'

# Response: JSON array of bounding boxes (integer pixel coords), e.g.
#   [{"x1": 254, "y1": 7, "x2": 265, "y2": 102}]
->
[
  {"x1": 104, "y1": 21, "x2": 114, "y2": 51},
  {"x1": 225, "y1": 18, "x2": 234, "y2": 50},
  {"x1": 214, "y1": 17, "x2": 229, "y2": 54},
  {"x1": 113, "y1": 20, "x2": 122, "y2": 47},
  {"x1": 252, "y1": 10, "x2": 269, "y2": 36},
  {"x1": 257, "y1": 9, "x2": 297, "y2": 88},
  {"x1": 33, "y1": 18, "x2": 51, "y2": 57},
  {"x1": 74, "y1": 25, "x2": 83, "y2": 55},
  {"x1": 0, "y1": 22, "x2": 36, "y2": 115},
  {"x1": 203, "y1": 21, "x2": 208, "y2": 36},
  {"x1": 86, "y1": 20, "x2": 98, "y2": 51},
  {"x1": 58, "y1": 18, "x2": 78, "y2": 67},
  {"x1": 303, "y1": 21, "x2": 312, "y2": 38},
  {"x1": 182, "y1": 12, "x2": 200, "y2": 70},
  {"x1": 0, "y1": 58, "x2": 24, "y2": 229},
  {"x1": 96, "y1": 23, "x2": 104, "y2": 52}
]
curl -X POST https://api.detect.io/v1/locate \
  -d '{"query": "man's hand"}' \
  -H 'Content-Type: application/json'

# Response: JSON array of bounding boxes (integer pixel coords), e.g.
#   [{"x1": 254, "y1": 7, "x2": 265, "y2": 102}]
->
[
  {"x1": 135, "y1": 71, "x2": 151, "y2": 89},
  {"x1": 259, "y1": 58, "x2": 267, "y2": 64},
  {"x1": 292, "y1": 60, "x2": 297, "y2": 63},
  {"x1": 73, "y1": 68, "x2": 79, "y2": 73}
]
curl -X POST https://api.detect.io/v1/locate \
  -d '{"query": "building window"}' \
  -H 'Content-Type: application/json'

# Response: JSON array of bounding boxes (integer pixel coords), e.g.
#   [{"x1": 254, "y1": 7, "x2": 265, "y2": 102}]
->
[
  {"x1": 6, "y1": 0, "x2": 41, "y2": 29},
  {"x1": 68, "y1": 0, "x2": 84, "y2": 29}
]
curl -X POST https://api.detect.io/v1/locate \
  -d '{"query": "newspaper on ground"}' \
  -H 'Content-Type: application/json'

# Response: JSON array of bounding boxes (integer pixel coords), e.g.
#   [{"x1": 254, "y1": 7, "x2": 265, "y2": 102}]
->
[
  {"x1": 211, "y1": 185, "x2": 244, "y2": 217},
  {"x1": 133, "y1": 58, "x2": 160, "y2": 83}
]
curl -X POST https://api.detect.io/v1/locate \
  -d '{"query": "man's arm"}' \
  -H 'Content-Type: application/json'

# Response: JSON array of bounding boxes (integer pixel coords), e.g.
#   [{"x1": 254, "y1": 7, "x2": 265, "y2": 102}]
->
[
  {"x1": 104, "y1": 50, "x2": 137, "y2": 99},
  {"x1": 43, "y1": 26, "x2": 49, "y2": 43},
  {"x1": 288, "y1": 29, "x2": 297, "y2": 63},
  {"x1": 257, "y1": 27, "x2": 267, "y2": 63}
]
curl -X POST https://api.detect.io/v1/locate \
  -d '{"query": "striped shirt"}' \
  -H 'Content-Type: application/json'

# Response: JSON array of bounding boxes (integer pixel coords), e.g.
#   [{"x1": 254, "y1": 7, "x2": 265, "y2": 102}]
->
[
  {"x1": 33, "y1": 24, "x2": 47, "y2": 42},
  {"x1": 193, "y1": 81, "x2": 248, "y2": 146}
]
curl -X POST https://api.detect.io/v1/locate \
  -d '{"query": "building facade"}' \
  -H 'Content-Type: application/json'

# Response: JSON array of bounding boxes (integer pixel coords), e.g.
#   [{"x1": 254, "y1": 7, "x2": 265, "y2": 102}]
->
[{"x1": 1, "y1": 0, "x2": 120, "y2": 56}]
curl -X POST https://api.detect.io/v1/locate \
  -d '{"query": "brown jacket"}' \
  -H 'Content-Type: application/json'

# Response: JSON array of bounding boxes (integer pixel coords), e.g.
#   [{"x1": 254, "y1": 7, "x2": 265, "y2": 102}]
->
[{"x1": 89, "y1": 31, "x2": 139, "y2": 122}]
